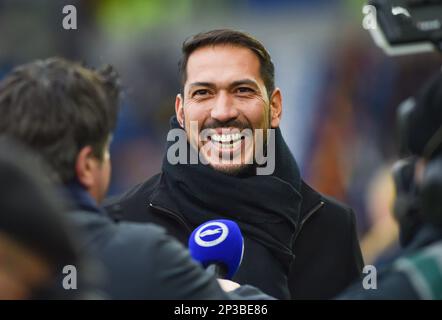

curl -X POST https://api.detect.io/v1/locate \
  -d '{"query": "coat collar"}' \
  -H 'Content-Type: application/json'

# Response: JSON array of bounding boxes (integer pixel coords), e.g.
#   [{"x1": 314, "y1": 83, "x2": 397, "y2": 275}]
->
[
  {"x1": 299, "y1": 180, "x2": 324, "y2": 223},
  {"x1": 65, "y1": 180, "x2": 105, "y2": 215},
  {"x1": 150, "y1": 172, "x2": 323, "y2": 228}
]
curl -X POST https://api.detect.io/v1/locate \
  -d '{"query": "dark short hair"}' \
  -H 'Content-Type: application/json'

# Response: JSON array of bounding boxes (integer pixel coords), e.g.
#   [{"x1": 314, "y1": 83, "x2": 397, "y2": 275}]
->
[
  {"x1": 179, "y1": 29, "x2": 275, "y2": 97},
  {"x1": 0, "y1": 57, "x2": 121, "y2": 183}
]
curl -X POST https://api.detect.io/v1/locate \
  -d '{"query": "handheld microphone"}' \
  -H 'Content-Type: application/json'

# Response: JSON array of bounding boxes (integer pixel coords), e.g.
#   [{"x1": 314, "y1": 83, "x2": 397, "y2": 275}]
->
[{"x1": 188, "y1": 219, "x2": 244, "y2": 279}]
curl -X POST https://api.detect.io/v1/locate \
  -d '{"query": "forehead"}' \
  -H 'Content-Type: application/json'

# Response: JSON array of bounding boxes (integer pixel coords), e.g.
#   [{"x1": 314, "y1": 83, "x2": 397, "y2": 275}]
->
[{"x1": 185, "y1": 45, "x2": 263, "y2": 86}]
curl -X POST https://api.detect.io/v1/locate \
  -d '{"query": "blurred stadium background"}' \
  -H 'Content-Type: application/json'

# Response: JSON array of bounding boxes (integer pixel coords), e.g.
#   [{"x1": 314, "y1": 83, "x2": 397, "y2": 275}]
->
[{"x1": 1, "y1": 0, "x2": 442, "y2": 265}]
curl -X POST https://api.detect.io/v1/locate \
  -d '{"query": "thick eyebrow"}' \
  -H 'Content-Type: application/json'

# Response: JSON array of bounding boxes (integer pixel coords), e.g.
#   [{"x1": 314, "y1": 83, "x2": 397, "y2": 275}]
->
[
  {"x1": 188, "y1": 82, "x2": 216, "y2": 91},
  {"x1": 188, "y1": 79, "x2": 260, "y2": 91}
]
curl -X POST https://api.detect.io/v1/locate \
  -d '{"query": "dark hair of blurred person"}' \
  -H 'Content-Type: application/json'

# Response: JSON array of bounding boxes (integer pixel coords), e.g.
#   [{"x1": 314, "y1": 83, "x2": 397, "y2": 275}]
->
[
  {"x1": 0, "y1": 57, "x2": 120, "y2": 203},
  {"x1": 0, "y1": 137, "x2": 98, "y2": 299}
]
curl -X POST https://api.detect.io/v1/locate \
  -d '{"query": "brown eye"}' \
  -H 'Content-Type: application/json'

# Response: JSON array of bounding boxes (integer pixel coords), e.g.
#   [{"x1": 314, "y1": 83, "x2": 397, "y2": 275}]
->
[
  {"x1": 193, "y1": 89, "x2": 209, "y2": 97},
  {"x1": 236, "y1": 87, "x2": 254, "y2": 94}
]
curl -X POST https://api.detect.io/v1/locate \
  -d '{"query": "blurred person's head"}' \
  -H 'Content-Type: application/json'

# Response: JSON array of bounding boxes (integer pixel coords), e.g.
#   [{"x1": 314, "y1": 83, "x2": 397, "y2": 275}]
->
[
  {"x1": 394, "y1": 72, "x2": 442, "y2": 244},
  {"x1": 0, "y1": 138, "x2": 87, "y2": 299},
  {"x1": 399, "y1": 72, "x2": 442, "y2": 161},
  {"x1": 0, "y1": 58, "x2": 121, "y2": 203},
  {"x1": 175, "y1": 29, "x2": 282, "y2": 175}
]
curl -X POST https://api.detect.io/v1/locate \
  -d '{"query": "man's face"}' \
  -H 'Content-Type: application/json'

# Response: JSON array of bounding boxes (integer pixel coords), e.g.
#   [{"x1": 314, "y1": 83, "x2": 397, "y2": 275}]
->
[{"x1": 176, "y1": 45, "x2": 282, "y2": 175}]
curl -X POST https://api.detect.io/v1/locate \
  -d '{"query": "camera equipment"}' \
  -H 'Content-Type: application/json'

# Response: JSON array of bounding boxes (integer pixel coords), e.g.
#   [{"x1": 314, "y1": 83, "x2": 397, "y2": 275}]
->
[{"x1": 366, "y1": 0, "x2": 442, "y2": 55}]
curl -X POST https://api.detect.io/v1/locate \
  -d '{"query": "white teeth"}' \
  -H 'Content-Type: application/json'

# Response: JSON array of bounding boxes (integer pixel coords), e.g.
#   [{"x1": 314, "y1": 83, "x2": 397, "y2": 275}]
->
[{"x1": 211, "y1": 133, "x2": 241, "y2": 143}]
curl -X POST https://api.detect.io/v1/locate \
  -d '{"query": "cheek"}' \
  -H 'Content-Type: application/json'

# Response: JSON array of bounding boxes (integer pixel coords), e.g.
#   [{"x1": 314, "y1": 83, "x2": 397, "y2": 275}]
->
[
  {"x1": 184, "y1": 102, "x2": 211, "y2": 133},
  {"x1": 184, "y1": 101, "x2": 210, "y2": 121},
  {"x1": 103, "y1": 159, "x2": 111, "y2": 185},
  {"x1": 97, "y1": 156, "x2": 111, "y2": 190},
  {"x1": 97, "y1": 160, "x2": 111, "y2": 201},
  {"x1": 239, "y1": 99, "x2": 268, "y2": 128}
]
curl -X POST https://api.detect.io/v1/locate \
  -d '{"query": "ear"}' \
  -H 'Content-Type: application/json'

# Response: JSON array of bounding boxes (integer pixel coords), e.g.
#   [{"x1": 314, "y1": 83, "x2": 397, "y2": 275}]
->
[
  {"x1": 75, "y1": 146, "x2": 96, "y2": 189},
  {"x1": 269, "y1": 88, "x2": 282, "y2": 128},
  {"x1": 175, "y1": 94, "x2": 185, "y2": 128}
]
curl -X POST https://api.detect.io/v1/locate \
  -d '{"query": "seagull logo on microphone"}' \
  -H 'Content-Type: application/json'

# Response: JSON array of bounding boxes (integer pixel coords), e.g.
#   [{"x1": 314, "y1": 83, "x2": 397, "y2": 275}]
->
[
  {"x1": 199, "y1": 228, "x2": 222, "y2": 237},
  {"x1": 195, "y1": 222, "x2": 229, "y2": 247}
]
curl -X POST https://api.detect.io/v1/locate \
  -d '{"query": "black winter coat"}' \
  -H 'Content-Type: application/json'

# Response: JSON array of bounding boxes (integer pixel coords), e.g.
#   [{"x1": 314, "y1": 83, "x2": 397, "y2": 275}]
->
[{"x1": 104, "y1": 173, "x2": 364, "y2": 299}]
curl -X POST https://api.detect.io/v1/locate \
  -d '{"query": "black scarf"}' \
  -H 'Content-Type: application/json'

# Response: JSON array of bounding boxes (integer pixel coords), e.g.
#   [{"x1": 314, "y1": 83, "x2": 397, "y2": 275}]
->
[{"x1": 161, "y1": 116, "x2": 302, "y2": 272}]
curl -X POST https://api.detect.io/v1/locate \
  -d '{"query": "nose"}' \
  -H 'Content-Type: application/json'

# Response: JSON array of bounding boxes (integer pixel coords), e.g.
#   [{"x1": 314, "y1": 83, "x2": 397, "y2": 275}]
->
[{"x1": 210, "y1": 92, "x2": 239, "y2": 123}]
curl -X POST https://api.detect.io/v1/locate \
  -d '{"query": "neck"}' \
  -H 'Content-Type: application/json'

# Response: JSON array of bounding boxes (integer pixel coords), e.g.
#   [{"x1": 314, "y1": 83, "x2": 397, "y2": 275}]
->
[{"x1": 64, "y1": 179, "x2": 102, "y2": 214}]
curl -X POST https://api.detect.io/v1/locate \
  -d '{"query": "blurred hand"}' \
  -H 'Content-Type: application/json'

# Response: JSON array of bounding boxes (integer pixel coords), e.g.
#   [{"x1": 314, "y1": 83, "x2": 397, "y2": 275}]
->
[{"x1": 217, "y1": 279, "x2": 240, "y2": 292}]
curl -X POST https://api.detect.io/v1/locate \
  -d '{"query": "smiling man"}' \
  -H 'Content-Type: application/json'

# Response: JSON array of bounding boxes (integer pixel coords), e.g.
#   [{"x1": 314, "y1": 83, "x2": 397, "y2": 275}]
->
[{"x1": 105, "y1": 29, "x2": 364, "y2": 299}]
